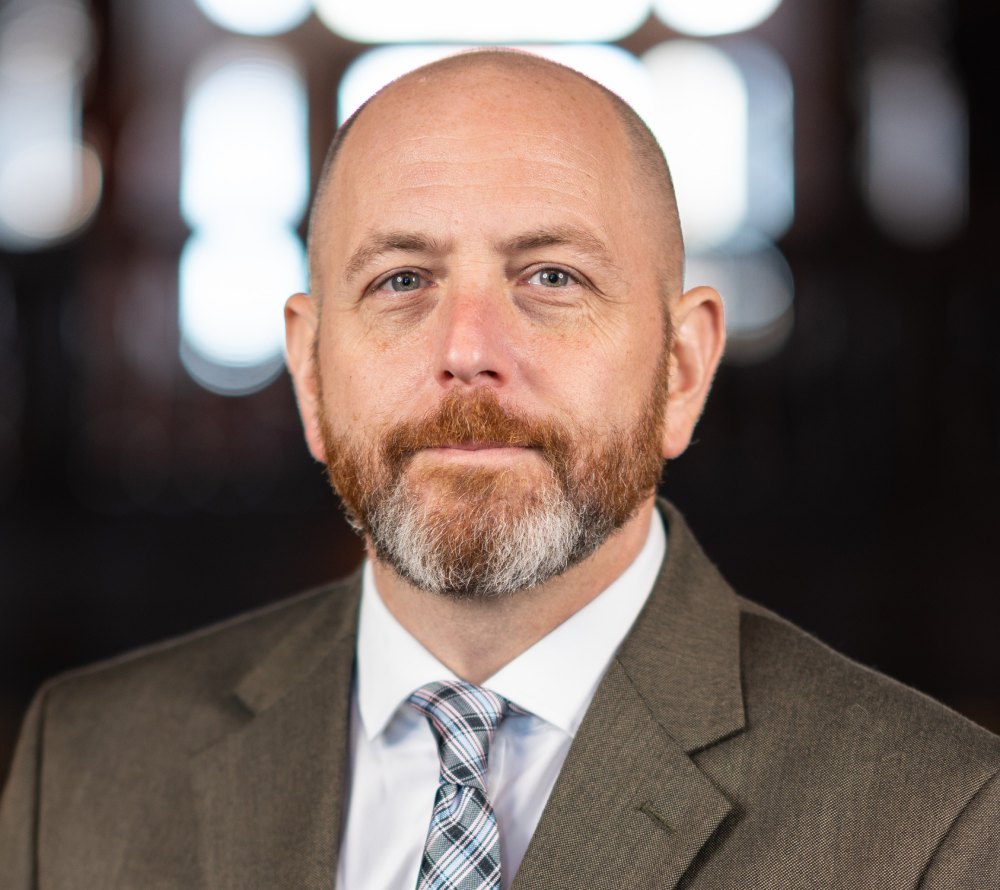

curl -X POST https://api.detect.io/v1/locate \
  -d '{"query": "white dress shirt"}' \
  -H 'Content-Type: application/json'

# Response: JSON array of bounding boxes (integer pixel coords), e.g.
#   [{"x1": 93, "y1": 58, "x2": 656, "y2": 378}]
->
[{"x1": 336, "y1": 511, "x2": 667, "y2": 889}]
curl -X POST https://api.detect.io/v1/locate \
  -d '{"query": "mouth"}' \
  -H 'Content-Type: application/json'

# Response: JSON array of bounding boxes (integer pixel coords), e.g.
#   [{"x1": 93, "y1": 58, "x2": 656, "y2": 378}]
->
[
  {"x1": 417, "y1": 443, "x2": 538, "y2": 463},
  {"x1": 434, "y1": 441, "x2": 520, "y2": 451}
]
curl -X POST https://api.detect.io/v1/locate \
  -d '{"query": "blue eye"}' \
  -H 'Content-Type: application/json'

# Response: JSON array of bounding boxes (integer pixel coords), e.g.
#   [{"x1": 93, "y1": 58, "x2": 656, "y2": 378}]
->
[
  {"x1": 529, "y1": 268, "x2": 572, "y2": 287},
  {"x1": 383, "y1": 271, "x2": 423, "y2": 292}
]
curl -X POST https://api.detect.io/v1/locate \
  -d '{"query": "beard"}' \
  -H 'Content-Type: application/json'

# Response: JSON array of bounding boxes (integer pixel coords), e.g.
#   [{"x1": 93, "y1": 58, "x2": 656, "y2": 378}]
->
[{"x1": 317, "y1": 351, "x2": 668, "y2": 601}]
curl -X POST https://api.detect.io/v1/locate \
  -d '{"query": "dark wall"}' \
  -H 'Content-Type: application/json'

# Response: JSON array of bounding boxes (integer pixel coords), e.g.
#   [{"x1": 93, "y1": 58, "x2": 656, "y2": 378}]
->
[{"x1": 2, "y1": 0, "x2": 998, "y2": 787}]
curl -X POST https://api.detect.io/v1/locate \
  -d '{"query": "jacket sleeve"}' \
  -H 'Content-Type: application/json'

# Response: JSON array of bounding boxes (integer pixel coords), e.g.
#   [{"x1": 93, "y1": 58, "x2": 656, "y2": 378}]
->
[
  {"x1": 0, "y1": 690, "x2": 45, "y2": 890},
  {"x1": 919, "y1": 769, "x2": 1000, "y2": 889}
]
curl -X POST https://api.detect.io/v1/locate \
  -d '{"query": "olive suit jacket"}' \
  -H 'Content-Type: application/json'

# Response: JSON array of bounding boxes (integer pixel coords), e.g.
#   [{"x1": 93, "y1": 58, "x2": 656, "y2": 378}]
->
[{"x1": 2, "y1": 501, "x2": 999, "y2": 888}]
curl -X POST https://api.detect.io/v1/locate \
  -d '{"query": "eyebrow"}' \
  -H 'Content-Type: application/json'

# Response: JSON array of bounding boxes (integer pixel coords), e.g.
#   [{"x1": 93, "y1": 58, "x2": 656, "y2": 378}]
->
[
  {"x1": 496, "y1": 225, "x2": 620, "y2": 274},
  {"x1": 342, "y1": 224, "x2": 620, "y2": 283},
  {"x1": 344, "y1": 232, "x2": 451, "y2": 283}
]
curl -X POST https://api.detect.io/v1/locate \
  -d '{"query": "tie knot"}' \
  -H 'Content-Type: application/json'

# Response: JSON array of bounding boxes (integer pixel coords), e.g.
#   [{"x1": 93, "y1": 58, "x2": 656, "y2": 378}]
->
[{"x1": 408, "y1": 680, "x2": 510, "y2": 792}]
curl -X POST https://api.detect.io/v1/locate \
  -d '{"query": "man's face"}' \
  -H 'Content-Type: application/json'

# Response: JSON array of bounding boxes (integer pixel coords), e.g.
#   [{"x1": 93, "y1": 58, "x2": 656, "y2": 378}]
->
[{"x1": 304, "y1": 63, "x2": 678, "y2": 598}]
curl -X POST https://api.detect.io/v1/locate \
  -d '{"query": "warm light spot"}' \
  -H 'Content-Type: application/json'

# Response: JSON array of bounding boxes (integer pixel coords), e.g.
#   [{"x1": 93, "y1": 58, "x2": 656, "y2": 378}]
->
[
  {"x1": 0, "y1": 139, "x2": 101, "y2": 246},
  {"x1": 0, "y1": 0, "x2": 100, "y2": 249},
  {"x1": 315, "y1": 0, "x2": 650, "y2": 43},
  {"x1": 643, "y1": 40, "x2": 749, "y2": 251},
  {"x1": 179, "y1": 44, "x2": 309, "y2": 396},
  {"x1": 338, "y1": 44, "x2": 658, "y2": 127},
  {"x1": 864, "y1": 50, "x2": 967, "y2": 246},
  {"x1": 179, "y1": 224, "x2": 306, "y2": 395},
  {"x1": 687, "y1": 236, "x2": 794, "y2": 363},
  {"x1": 193, "y1": 0, "x2": 312, "y2": 36},
  {"x1": 652, "y1": 0, "x2": 783, "y2": 37},
  {"x1": 181, "y1": 46, "x2": 308, "y2": 229},
  {"x1": 729, "y1": 38, "x2": 794, "y2": 241}
]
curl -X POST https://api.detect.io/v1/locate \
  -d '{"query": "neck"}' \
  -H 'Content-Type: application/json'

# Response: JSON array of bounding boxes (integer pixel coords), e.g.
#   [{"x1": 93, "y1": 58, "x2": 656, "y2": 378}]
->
[{"x1": 370, "y1": 497, "x2": 656, "y2": 684}]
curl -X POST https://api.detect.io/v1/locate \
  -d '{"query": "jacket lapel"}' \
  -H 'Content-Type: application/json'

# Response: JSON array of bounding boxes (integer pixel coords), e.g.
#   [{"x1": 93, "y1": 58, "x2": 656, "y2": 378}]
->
[
  {"x1": 511, "y1": 661, "x2": 734, "y2": 890},
  {"x1": 513, "y1": 501, "x2": 746, "y2": 890},
  {"x1": 186, "y1": 501, "x2": 742, "y2": 889},
  {"x1": 190, "y1": 578, "x2": 360, "y2": 890}
]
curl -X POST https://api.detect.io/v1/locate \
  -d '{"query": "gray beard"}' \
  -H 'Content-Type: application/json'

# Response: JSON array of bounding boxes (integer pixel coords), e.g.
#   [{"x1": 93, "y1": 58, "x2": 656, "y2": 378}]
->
[{"x1": 365, "y1": 475, "x2": 616, "y2": 601}]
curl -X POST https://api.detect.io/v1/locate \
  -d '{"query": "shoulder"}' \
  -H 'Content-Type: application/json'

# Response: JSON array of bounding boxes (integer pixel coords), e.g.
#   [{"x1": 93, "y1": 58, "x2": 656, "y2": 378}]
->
[
  {"x1": 650, "y1": 498, "x2": 1000, "y2": 872},
  {"x1": 1, "y1": 575, "x2": 362, "y2": 886},
  {"x1": 712, "y1": 598, "x2": 1000, "y2": 881},
  {"x1": 737, "y1": 595, "x2": 1000, "y2": 765},
  {"x1": 730, "y1": 593, "x2": 1000, "y2": 849},
  {"x1": 655, "y1": 499, "x2": 999, "y2": 770},
  {"x1": 33, "y1": 572, "x2": 361, "y2": 744}
]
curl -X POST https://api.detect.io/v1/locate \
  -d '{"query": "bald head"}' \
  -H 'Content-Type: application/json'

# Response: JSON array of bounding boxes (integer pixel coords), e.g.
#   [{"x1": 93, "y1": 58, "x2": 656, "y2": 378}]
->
[{"x1": 307, "y1": 50, "x2": 683, "y2": 300}]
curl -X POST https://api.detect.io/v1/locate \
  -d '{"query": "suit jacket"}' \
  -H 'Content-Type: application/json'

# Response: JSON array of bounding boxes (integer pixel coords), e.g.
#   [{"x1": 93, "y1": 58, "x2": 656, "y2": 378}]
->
[{"x1": 1, "y1": 501, "x2": 998, "y2": 889}]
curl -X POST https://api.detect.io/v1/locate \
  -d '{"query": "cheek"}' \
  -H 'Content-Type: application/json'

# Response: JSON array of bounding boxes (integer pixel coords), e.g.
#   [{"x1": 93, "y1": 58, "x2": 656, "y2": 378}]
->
[
  {"x1": 539, "y1": 331, "x2": 654, "y2": 425},
  {"x1": 317, "y1": 334, "x2": 429, "y2": 436}
]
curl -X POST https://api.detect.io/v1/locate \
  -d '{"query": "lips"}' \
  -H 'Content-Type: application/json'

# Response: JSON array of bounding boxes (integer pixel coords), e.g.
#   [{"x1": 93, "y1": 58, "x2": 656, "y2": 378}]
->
[{"x1": 432, "y1": 441, "x2": 524, "y2": 450}]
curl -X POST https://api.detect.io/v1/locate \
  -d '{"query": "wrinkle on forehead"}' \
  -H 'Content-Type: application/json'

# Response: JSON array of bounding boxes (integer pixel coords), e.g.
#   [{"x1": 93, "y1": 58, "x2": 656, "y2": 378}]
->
[
  {"x1": 339, "y1": 114, "x2": 622, "y2": 179},
  {"x1": 343, "y1": 154, "x2": 610, "y2": 212}
]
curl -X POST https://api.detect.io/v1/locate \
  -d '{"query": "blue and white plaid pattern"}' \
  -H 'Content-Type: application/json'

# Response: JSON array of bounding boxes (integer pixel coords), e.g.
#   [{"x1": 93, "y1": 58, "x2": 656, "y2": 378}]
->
[{"x1": 409, "y1": 680, "x2": 512, "y2": 890}]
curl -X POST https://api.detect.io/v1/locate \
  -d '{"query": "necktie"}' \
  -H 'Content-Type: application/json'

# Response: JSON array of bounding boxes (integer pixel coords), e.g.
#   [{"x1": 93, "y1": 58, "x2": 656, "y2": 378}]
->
[{"x1": 408, "y1": 680, "x2": 512, "y2": 890}]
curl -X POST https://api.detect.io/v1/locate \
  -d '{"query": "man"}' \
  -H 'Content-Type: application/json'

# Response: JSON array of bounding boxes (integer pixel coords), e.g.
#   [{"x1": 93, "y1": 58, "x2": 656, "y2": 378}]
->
[{"x1": 2, "y1": 49, "x2": 998, "y2": 889}]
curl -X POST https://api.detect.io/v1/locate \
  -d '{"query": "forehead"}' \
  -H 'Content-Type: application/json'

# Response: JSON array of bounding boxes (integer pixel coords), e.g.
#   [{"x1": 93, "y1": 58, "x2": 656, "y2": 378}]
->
[{"x1": 321, "y1": 63, "x2": 638, "y2": 252}]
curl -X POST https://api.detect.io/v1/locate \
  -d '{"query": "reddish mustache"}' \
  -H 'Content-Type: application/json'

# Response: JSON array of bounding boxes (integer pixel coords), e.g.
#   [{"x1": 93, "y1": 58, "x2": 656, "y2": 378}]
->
[{"x1": 381, "y1": 391, "x2": 571, "y2": 466}]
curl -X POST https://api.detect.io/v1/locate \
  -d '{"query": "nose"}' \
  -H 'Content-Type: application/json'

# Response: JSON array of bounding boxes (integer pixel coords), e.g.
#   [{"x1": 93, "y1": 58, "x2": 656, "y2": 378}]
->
[{"x1": 435, "y1": 284, "x2": 514, "y2": 388}]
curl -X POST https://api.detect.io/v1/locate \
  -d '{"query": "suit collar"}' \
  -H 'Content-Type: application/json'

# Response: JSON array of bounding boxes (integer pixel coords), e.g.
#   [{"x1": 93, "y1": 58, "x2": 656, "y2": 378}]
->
[
  {"x1": 190, "y1": 575, "x2": 361, "y2": 889},
  {"x1": 511, "y1": 659, "x2": 736, "y2": 890},
  {"x1": 232, "y1": 574, "x2": 360, "y2": 716},
  {"x1": 357, "y1": 510, "x2": 667, "y2": 741},
  {"x1": 616, "y1": 498, "x2": 746, "y2": 753},
  {"x1": 512, "y1": 500, "x2": 745, "y2": 889}
]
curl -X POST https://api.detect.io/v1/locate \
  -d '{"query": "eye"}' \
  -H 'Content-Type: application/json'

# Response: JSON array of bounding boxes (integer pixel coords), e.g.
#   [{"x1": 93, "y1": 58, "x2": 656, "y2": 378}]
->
[
  {"x1": 377, "y1": 270, "x2": 424, "y2": 293},
  {"x1": 528, "y1": 268, "x2": 574, "y2": 288}
]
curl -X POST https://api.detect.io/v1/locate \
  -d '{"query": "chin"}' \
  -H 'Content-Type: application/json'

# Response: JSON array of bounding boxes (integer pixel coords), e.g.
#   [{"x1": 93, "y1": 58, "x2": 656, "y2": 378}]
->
[{"x1": 408, "y1": 463, "x2": 546, "y2": 509}]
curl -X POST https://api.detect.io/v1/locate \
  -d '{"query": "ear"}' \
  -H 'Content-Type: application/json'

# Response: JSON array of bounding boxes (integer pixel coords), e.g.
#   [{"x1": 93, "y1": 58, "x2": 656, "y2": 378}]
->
[
  {"x1": 284, "y1": 292, "x2": 326, "y2": 464},
  {"x1": 662, "y1": 285, "x2": 726, "y2": 459}
]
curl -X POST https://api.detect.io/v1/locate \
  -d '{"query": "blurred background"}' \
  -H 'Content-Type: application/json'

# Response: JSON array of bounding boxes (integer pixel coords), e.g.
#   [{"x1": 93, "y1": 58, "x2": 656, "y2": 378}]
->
[{"x1": 1, "y1": 0, "x2": 998, "y2": 785}]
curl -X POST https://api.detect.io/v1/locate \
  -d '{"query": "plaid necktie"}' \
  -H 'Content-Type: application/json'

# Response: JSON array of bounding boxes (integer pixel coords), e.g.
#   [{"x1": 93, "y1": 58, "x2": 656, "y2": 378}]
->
[{"x1": 409, "y1": 680, "x2": 512, "y2": 890}]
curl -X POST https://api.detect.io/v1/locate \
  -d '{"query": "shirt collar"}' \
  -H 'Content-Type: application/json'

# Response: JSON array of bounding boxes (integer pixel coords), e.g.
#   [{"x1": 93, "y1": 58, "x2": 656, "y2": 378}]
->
[{"x1": 356, "y1": 509, "x2": 666, "y2": 741}]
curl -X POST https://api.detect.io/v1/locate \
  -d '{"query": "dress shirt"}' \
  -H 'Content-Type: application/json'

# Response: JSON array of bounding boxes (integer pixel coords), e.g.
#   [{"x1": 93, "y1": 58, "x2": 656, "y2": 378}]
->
[{"x1": 336, "y1": 511, "x2": 667, "y2": 889}]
